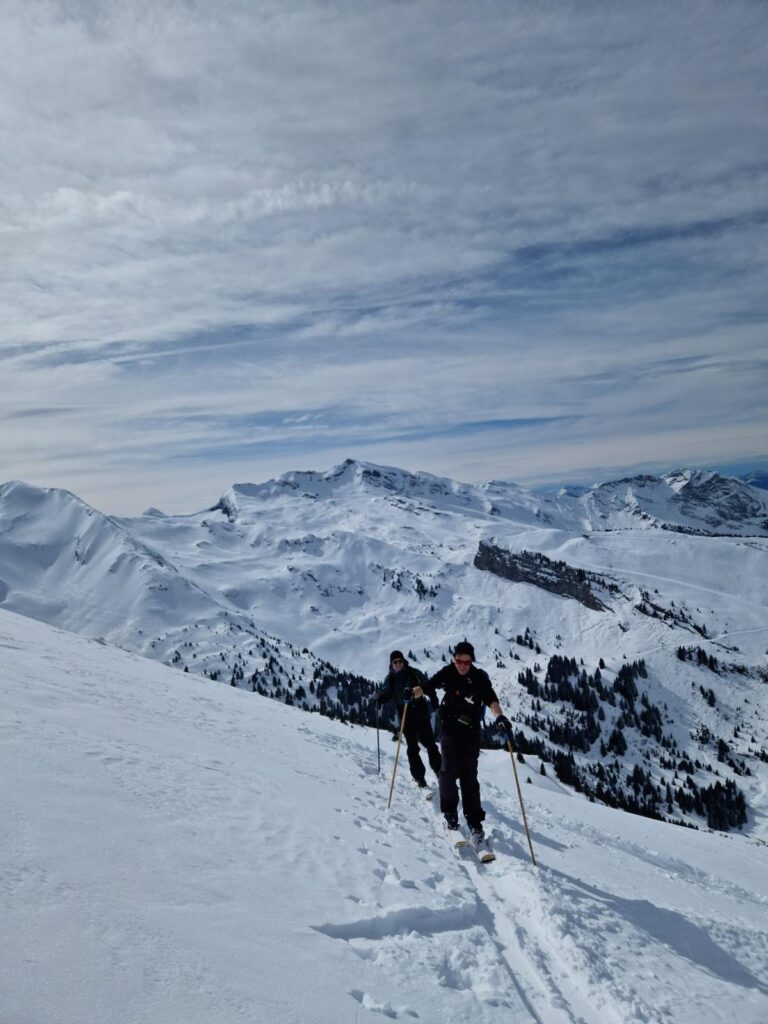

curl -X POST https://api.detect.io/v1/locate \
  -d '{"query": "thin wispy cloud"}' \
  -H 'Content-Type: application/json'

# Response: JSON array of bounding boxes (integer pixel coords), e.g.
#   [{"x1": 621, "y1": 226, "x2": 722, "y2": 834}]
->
[{"x1": 2, "y1": 0, "x2": 766, "y2": 512}]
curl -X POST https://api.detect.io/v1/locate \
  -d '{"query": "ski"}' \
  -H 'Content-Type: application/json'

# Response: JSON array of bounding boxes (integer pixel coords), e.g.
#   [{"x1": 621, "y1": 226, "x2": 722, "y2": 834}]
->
[
  {"x1": 445, "y1": 823, "x2": 495, "y2": 863},
  {"x1": 443, "y1": 820, "x2": 467, "y2": 848},
  {"x1": 470, "y1": 831, "x2": 496, "y2": 864}
]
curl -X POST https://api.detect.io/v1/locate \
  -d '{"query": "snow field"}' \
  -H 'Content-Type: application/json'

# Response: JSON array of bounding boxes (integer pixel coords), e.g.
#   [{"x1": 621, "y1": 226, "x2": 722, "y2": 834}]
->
[
  {"x1": 3, "y1": 468, "x2": 767, "y2": 846},
  {"x1": 2, "y1": 609, "x2": 767, "y2": 1024}
]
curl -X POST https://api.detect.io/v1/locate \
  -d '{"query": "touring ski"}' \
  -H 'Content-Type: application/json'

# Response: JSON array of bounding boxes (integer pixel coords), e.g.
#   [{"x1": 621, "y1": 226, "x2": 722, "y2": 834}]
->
[
  {"x1": 469, "y1": 831, "x2": 496, "y2": 864},
  {"x1": 445, "y1": 823, "x2": 496, "y2": 863}
]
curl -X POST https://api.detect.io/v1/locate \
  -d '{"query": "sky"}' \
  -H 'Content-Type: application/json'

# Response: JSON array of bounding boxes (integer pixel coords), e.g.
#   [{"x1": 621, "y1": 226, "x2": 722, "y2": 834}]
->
[{"x1": 2, "y1": 0, "x2": 767, "y2": 515}]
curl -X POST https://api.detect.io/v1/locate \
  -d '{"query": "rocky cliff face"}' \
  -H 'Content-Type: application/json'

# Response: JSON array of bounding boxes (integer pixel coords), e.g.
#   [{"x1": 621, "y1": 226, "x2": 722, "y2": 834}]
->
[{"x1": 473, "y1": 541, "x2": 612, "y2": 612}]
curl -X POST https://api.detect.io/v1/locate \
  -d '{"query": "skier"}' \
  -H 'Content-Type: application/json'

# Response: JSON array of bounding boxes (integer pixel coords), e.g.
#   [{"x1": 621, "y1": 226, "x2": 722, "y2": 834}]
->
[
  {"x1": 376, "y1": 650, "x2": 441, "y2": 789},
  {"x1": 414, "y1": 641, "x2": 512, "y2": 840}
]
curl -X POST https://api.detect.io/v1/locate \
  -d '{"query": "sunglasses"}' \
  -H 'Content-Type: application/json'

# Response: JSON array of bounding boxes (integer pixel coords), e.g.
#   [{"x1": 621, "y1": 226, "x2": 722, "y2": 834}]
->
[{"x1": 454, "y1": 657, "x2": 472, "y2": 666}]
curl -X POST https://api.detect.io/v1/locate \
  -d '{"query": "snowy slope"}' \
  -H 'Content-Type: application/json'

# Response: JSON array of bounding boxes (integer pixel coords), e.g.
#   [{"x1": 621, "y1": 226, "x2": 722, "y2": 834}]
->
[
  {"x1": 2, "y1": 608, "x2": 767, "y2": 1024},
  {"x1": 578, "y1": 469, "x2": 768, "y2": 535},
  {"x1": 121, "y1": 460, "x2": 768, "y2": 837},
  {"x1": 0, "y1": 480, "x2": 233, "y2": 646},
  {"x1": 2, "y1": 461, "x2": 767, "y2": 835},
  {"x1": 0, "y1": 479, "x2": 369, "y2": 704},
  {"x1": 214, "y1": 460, "x2": 768, "y2": 537},
  {"x1": 120, "y1": 460, "x2": 768, "y2": 676}
]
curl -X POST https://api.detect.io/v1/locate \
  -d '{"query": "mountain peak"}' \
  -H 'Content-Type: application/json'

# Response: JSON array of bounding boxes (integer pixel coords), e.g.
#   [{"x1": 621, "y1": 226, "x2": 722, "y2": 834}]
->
[
  {"x1": 221, "y1": 459, "x2": 459, "y2": 514},
  {"x1": 581, "y1": 468, "x2": 767, "y2": 533},
  {"x1": 663, "y1": 468, "x2": 719, "y2": 492},
  {"x1": 0, "y1": 478, "x2": 92, "y2": 509}
]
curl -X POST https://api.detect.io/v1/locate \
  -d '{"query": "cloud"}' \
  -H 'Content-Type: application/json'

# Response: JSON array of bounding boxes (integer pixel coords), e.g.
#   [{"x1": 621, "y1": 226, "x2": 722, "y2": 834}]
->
[{"x1": 1, "y1": 0, "x2": 766, "y2": 512}]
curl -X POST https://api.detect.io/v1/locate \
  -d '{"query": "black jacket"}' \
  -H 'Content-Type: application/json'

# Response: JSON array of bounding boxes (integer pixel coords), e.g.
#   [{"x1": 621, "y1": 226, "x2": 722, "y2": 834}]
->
[
  {"x1": 426, "y1": 664, "x2": 499, "y2": 735},
  {"x1": 378, "y1": 663, "x2": 435, "y2": 715}
]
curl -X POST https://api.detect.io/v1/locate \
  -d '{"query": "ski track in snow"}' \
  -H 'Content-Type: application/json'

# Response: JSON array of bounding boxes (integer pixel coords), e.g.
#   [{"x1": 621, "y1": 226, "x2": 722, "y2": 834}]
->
[
  {"x1": 577, "y1": 560, "x2": 757, "y2": 607},
  {"x1": 2, "y1": 610, "x2": 768, "y2": 1024},
  {"x1": 632, "y1": 622, "x2": 768, "y2": 660}
]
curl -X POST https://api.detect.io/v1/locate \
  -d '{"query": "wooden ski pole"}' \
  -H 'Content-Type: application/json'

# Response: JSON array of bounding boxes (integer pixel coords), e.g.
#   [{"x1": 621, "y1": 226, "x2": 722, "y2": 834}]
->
[
  {"x1": 376, "y1": 703, "x2": 381, "y2": 775},
  {"x1": 386, "y1": 703, "x2": 409, "y2": 809},
  {"x1": 507, "y1": 738, "x2": 537, "y2": 866}
]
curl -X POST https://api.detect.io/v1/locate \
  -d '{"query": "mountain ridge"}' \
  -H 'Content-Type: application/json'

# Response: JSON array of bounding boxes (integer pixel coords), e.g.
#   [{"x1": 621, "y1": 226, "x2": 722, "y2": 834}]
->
[
  {"x1": 216, "y1": 459, "x2": 768, "y2": 536},
  {"x1": 1, "y1": 461, "x2": 767, "y2": 834}
]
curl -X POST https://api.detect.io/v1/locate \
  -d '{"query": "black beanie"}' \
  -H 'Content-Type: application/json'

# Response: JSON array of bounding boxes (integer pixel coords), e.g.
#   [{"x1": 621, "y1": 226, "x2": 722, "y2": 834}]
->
[
  {"x1": 454, "y1": 641, "x2": 475, "y2": 661},
  {"x1": 389, "y1": 649, "x2": 405, "y2": 664}
]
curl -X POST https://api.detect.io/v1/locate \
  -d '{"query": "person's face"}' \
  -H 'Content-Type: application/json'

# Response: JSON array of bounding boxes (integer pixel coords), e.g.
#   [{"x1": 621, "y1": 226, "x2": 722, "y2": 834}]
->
[
  {"x1": 391, "y1": 657, "x2": 404, "y2": 672},
  {"x1": 454, "y1": 655, "x2": 472, "y2": 676}
]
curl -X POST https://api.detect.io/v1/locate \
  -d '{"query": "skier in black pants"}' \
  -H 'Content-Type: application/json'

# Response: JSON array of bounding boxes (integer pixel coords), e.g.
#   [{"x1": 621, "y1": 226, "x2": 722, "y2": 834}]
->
[
  {"x1": 414, "y1": 641, "x2": 512, "y2": 840},
  {"x1": 376, "y1": 650, "x2": 441, "y2": 789}
]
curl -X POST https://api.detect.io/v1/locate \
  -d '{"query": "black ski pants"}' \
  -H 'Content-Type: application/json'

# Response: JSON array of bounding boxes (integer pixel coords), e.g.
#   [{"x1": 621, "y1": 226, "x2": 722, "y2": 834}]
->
[
  {"x1": 403, "y1": 708, "x2": 442, "y2": 783},
  {"x1": 438, "y1": 731, "x2": 485, "y2": 829}
]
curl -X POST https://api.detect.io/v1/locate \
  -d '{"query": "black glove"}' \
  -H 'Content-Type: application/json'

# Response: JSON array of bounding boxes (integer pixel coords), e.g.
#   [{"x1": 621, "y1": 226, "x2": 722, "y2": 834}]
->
[
  {"x1": 375, "y1": 691, "x2": 388, "y2": 705},
  {"x1": 495, "y1": 714, "x2": 513, "y2": 737}
]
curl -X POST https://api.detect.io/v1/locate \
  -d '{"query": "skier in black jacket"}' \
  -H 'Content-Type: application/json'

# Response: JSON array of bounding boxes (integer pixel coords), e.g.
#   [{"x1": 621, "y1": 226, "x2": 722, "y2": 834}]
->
[
  {"x1": 376, "y1": 650, "x2": 441, "y2": 789},
  {"x1": 414, "y1": 641, "x2": 512, "y2": 839}
]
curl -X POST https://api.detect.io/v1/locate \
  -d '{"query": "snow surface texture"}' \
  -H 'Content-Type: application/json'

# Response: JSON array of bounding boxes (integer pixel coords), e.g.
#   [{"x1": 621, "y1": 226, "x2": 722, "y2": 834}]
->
[{"x1": 2, "y1": 609, "x2": 767, "y2": 1024}]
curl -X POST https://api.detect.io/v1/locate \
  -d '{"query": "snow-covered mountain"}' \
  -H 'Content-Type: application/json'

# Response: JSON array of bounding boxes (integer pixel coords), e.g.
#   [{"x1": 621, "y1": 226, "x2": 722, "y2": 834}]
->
[
  {"x1": 579, "y1": 468, "x2": 768, "y2": 535},
  {"x1": 1, "y1": 460, "x2": 767, "y2": 836},
  {"x1": 3, "y1": 608, "x2": 767, "y2": 1024},
  {"x1": 0, "y1": 479, "x2": 370, "y2": 712},
  {"x1": 220, "y1": 460, "x2": 768, "y2": 536},
  {"x1": 0, "y1": 480, "x2": 226, "y2": 645},
  {"x1": 123, "y1": 459, "x2": 768, "y2": 671}
]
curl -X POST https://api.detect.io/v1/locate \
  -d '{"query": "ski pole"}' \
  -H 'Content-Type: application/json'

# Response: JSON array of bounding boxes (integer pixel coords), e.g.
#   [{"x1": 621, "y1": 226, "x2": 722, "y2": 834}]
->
[
  {"x1": 386, "y1": 702, "x2": 409, "y2": 809},
  {"x1": 376, "y1": 703, "x2": 381, "y2": 775},
  {"x1": 506, "y1": 736, "x2": 537, "y2": 866}
]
